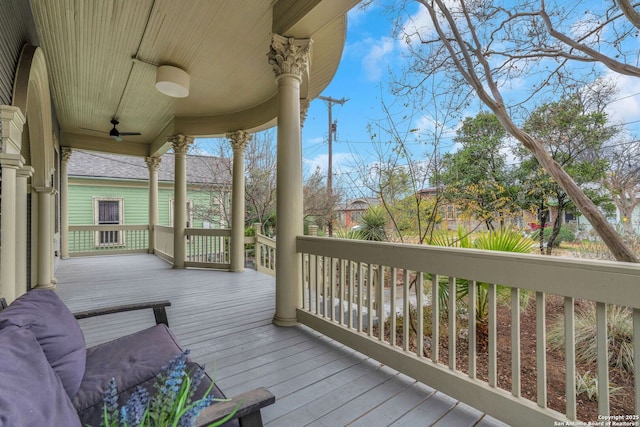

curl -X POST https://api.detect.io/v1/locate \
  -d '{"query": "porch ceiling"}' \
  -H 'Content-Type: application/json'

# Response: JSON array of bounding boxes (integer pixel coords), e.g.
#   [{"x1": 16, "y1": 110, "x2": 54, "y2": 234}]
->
[{"x1": 28, "y1": 0, "x2": 359, "y2": 156}]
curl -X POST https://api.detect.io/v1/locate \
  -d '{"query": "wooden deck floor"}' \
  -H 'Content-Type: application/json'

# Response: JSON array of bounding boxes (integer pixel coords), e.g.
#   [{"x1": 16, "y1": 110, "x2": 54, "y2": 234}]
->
[{"x1": 54, "y1": 254, "x2": 509, "y2": 427}]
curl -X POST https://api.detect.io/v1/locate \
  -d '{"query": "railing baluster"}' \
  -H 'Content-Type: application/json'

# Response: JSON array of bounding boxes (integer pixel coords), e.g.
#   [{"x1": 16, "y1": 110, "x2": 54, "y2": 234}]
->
[
  {"x1": 329, "y1": 257, "x2": 335, "y2": 322},
  {"x1": 391, "y1": 267, "x2": 397, "y2": 347},
  {"x1": 536, "y1": 291, "x2": 547, "y2": 408},
  {"x1": 322, "y1": 256, "x2": 329, "y2": 318},
  {"x1": 304, "y1": 253, "x2": 310, "y2": 309},
  {"x1": 596, "y1": 302, "x2": 609, "y2": 416},
  {"x1": 367, "y1": 263, "x2": 374, "y2": 337},
  {"x1": 377, "y1": 265, "x2": 385, "y2": 342},
  {"x1": 634, "y1": 308, "x2": 640, "y2": 415},
  {"x1": 403, "y1": 269, "x2": 410, "y2": 352},
  {"x1": 348, "y1": 261, "x2": 355, "y2": 329},
  {"x1": 432, "y1": 274, "x2": 439, "y2": 363},
  {"x1": 448, "y1": 276, "x2": 456, "y2": 370},
  {"x1": 358, "y1": 262, "x2": 364, "y2": 332},
  {"x1": 339, "y1": 259, "x2": 345, "y2": 326},
  {"x1": 315, "y1": 255, "x2": 321, "y2": 315},
  {"x1": 416, "y1": 272, "x2": 424, "y2": 358},
  {"x1": 511, "y1": 287, "x2": 521, "y2": 397},
  {"x1": 488, "y1": 283, "x2": 496, "y2": 387},
  {"x1": 468, "y1": 280, "x2": 476, "y2": 379},
  {"x1": 564, "y1": 296, "x2": 576, "y2": 420}
]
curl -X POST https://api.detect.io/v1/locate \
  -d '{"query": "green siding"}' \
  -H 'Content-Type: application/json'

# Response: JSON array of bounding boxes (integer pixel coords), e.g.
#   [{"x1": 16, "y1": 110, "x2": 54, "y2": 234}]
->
[{"x1": 69, "y1": 178, "x2": 226, "y2": 228}]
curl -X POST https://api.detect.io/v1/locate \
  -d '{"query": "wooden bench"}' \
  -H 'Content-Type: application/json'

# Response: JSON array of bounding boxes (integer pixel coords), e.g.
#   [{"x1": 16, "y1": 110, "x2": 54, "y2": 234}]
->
[{"x1": 0, "y1": 293, "x2": 275, "y2": 427}]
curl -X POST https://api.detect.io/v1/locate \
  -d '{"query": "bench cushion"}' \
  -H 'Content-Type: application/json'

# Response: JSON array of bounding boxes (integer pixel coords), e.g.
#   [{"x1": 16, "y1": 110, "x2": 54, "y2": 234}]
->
[
  {"x1": 74, "y1": 324, "x2": 186, "y2": 424},
  {"x1": 0, "y1": 289, "x2": 86, "y2": 399},
  {"x1": 0, "y1": 326, "x2": 81, "y2": 427}
]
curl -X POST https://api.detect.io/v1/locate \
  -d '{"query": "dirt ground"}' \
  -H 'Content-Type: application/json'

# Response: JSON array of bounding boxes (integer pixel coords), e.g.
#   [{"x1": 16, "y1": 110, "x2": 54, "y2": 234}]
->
[{"x1": 374, "y1": 294, "x2": 635, "y2": 422}]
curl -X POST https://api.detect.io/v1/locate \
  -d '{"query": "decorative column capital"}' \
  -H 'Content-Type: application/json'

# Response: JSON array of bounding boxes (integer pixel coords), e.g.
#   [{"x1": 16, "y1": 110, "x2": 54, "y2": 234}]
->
[
  {"x1": 145, "y1": 156, "x2": 162, "y2": 172},
  {"x1": 18, "y1": 165, "x2": 34, "y2": 179},
  {"x1": 0, "y1": 153, "x2": 24, "y2": 169},
  {"x1": 268, "y1": 34, "x2": 312, "y2": 79},
  {"x1": 61, "y1": 147, "x2": 72, "y2": 163},
  {"x1": 168, "y1": 134, "x2": 193, "y2": 154},
  {"x1": 227, "y1": 130, "x2": 253, "y2": 152},
  {"x1": 0, "y1": 106, "x2": 25, "y2": 155},
  {"x1": 34, "y1": 186, "x2": 56, "y2": 195}
]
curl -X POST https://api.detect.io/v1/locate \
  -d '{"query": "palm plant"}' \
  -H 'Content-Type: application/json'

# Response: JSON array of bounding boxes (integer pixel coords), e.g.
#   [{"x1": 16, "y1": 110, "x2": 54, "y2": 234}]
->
[
  {"x1": 428, "y1": 228, "x2": 533, "y2": 326},
  {"x1": 358, "y1": 206, "x2": 387, "y2": 241}
]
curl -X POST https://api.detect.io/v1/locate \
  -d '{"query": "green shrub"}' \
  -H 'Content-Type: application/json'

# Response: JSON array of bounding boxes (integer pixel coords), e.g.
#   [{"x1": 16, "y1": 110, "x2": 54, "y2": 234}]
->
[
  {"x1": 359, "y1": 206, "x2": 387, "y2": 241},
  {"x1": 548, "y1": 304, "x2": 634, "y2": 374},
  {"x1": 531, "y1": 225, "x2": 575, "y2": 247},
  {"x1": 575, "y1": 371, "x2": 622, "y2": 401}
]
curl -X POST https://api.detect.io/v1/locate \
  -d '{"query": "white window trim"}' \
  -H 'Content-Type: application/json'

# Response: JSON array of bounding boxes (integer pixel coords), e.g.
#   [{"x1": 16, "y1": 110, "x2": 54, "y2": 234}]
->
[{"x1": 93, "y1": 197, "x2": 125, "y2": 247}]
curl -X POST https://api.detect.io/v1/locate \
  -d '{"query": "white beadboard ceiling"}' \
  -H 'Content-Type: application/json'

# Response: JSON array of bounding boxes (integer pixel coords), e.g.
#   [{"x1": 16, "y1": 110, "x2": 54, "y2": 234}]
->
[{"x1": 28, "y1": 0, "x2": 359, "y2": 156}]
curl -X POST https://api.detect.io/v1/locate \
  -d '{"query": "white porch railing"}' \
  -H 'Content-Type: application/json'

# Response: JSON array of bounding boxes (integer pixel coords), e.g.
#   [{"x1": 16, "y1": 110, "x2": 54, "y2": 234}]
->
[
  {"x1": 255, "y1": 234, "x2": 276, "y2": 276},
  {"x1": 296, "y1": 236, "x2": 640, "y2": 426},
  {"x1": 69, "y1": 225, "x2": 234, "y2": 270},
  {"x1": 68, "y1": 225, "x2": 149, "y2": 256},
  {"x1": 153, "y1": 225, "x2": 174, "y2": 263},
  {"x1": 184, "y1": 228, "x2": 230, "y2": 269}
]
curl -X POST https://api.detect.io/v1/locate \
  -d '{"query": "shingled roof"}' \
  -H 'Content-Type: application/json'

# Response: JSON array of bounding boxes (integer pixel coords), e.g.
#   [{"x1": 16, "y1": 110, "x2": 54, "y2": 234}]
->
[{"x1": 67, "y1": 151, "x2": 231, "y2": 185}]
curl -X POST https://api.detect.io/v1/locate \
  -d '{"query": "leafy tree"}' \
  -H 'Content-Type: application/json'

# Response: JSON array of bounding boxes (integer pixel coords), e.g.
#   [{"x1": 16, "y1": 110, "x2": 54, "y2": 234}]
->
[
  {"x1": 440, "y1": 112, "x2": 516, "y2": 230},
  {"x1": 385, "y1": 0, "x2": 640, "y2": 261},
  {"x1": 519, "y1": 95, "x2": 615, "y2": 253},
  {"x1": 392, "y1": 194, "x2": 440, "y2": 235}
]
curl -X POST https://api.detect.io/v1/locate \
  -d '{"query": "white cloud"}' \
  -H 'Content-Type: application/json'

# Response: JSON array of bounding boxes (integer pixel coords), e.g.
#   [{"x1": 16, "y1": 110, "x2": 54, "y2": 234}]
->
[
  {"x1": 605, "y1": 71, "x2": 640, "y2": 130},
  {"x1": 303, "y1": 152, "x2": 354, "y2": 176},
  {"x1": 400, "y1": 7, "x2": 435, "y2": 46},
  {"x1": 361, "y1": 36, "x2": 396, "y2": 81}
]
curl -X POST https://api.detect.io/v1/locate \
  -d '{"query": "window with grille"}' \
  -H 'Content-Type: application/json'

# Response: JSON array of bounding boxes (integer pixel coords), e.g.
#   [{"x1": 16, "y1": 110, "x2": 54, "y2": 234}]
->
[{"x1": 94, "y1": 198, "x2": 124, "y2": 246}]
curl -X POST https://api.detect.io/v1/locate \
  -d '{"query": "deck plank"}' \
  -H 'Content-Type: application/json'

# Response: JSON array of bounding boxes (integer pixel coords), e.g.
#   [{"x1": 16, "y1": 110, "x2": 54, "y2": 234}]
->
[{"x1": 55, "y1": 254, "x2": 507, "y2": 427}]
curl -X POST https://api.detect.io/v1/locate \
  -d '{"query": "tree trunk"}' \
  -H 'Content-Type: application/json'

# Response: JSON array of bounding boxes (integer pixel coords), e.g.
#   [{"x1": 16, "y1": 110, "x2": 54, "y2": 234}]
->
[
  {"x1": 420, "y1": 0, "x2": 638, "y2": 262},
  {"x1": 614, "y1": 194, "x2": 638, "y2": 235},
  {"x1": 492, "y1": 108, "x2": 639, "y2": 262},
  {"x1": 546, "y1": 209, "x2": 563, "y2": 255},
  {"x1": 538, "y1": 206, "x2": 547, "y2": 255}
]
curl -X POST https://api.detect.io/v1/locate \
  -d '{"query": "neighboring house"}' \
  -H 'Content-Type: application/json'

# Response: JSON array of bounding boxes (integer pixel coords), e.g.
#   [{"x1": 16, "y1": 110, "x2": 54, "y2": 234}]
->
[
  {"x1": 68, "y1": 151, "x2": 232, "y2": 244},
  {"x1": 335, "y1": 197, "x2": 379, "y2": 229},
  {"x1": 418, "y1": 187, "x2": 539, "y2": 232}
]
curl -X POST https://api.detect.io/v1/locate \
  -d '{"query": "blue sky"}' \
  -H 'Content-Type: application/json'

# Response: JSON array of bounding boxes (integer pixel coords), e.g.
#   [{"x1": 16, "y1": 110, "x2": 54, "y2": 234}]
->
[
  {"x1": 196, "y1": 2, "x2": 640, "y2": 200},
  {"x1": 301, "y1": 4, "x2": 410, "y2": 180},
  {"x1": 300, "y1": 1, "x2": 640, "y2": 197}
]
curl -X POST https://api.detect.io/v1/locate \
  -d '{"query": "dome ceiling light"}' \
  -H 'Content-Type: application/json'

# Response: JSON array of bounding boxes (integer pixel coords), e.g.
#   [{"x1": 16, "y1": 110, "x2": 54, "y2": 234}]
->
[{"x1": 155, "y1": 65, "x2": 190, "y2": 98}]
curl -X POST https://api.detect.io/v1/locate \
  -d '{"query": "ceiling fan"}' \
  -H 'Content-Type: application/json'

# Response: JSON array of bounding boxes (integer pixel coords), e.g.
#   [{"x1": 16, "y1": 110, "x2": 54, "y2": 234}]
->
[{"x1": 83, "y1": 118, "x2": 142, "y2": 142}]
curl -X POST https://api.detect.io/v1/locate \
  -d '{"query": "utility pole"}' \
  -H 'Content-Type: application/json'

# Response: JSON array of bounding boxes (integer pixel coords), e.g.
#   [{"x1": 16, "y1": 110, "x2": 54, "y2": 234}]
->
[{"x1": 318, "y1": 95, "x2": 348, "y2": 237}]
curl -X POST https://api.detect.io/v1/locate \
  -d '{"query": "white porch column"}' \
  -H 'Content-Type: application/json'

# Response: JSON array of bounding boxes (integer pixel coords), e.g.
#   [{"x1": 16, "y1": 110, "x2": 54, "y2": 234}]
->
[
  {"x1": 227, "y1": 130, "x2": 252, "y2": 272},
  {"x1": 268, "y1": 34, "x2": 312, "y2": 326},
  {"x1": 170, "y1": 135, "x2": 193, "y2": 269},
  {"x1": 0, "y1": 106, "x2": 25, "y2": 302},
  {"x1": 145, "y1": 156, "x2": 161, "y2": 254},
  {"x1": 0, "y1": 154, "x2": 24, "y2": 302},
  {"x1": 60, "y1": 148, "x2": 71, "y2": 258},
  {"x1": 34, "y1": 186, "x2": 55, "y2": 289},
  {"x1": 16, "y1": 165, "x2": 34, "y2": 297}
]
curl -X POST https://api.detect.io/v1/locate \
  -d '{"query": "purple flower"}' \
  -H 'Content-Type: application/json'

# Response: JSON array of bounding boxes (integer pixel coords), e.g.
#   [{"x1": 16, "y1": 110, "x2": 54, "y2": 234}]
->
[{"x1": 103, "y1": 378, "x2": 118, "y2": 412}]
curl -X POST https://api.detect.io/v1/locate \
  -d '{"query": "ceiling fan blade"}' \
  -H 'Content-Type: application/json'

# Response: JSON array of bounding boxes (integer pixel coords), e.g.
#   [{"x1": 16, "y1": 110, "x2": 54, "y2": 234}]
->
[
  {"x1": 81, "y1": 127, "x2": 108, "y2": 134},
  {"x1": 119, "y1": 132, "x2": 142, "y2": 136}
]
